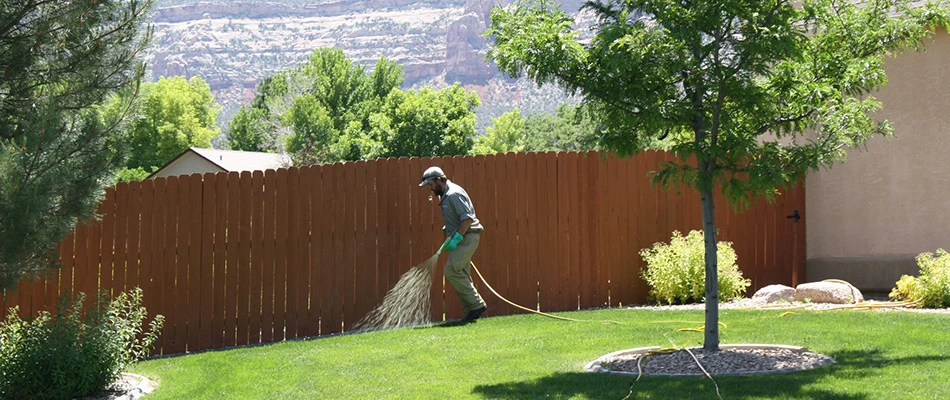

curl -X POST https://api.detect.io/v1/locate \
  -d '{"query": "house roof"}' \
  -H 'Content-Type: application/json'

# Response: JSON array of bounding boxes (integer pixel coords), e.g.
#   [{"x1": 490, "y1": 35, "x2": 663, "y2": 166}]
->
[
  {"x1": 148, "y1": 147, "x2": 291, "y2": 179},
  {"x1": 188, "y1": 147, "x2": 290, "y2": 172}
]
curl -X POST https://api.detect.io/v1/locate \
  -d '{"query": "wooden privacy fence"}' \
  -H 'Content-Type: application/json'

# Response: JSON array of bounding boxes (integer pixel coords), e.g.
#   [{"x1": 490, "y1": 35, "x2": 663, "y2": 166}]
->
[{"x1": 1, "y1": 151, "x2": 805, "y2": 355}]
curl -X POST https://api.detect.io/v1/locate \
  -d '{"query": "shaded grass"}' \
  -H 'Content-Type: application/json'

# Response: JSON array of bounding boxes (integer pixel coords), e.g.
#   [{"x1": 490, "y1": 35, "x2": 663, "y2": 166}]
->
[{"x1": 130, "y1": 309, "x2": 950, "y2": 399}]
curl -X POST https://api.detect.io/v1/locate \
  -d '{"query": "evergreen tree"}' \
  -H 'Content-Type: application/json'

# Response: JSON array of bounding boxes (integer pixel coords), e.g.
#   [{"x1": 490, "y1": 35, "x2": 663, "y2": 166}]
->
[{"x1": 0, "y1": 0, "x2": 154, "y2": 290}]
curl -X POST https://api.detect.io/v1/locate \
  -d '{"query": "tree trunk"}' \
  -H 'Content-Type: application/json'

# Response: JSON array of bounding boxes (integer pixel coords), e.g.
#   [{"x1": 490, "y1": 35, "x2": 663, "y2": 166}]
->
[{"x1": 701, "y1": 187, "x2": 720, "y2": 351}]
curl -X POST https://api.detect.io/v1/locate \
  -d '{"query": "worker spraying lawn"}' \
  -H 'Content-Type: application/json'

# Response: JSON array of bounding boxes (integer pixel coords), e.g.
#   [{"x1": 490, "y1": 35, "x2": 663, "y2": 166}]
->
[{"x1": 356, "y1": 166, "x2": 487, "y2": 330}]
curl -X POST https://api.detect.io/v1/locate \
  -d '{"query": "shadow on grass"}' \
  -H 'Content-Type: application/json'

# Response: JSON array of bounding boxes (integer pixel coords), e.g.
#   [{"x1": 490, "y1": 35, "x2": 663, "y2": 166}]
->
[
  {"x1": 822, "y1": 348, "x2": 950, "y2": 379},
  {"x1": 470, "y1": 348, "x2": 950, "y2": 400},
  {"x1": 429, "y1": 319, "x2": 476, "y2": 328}
]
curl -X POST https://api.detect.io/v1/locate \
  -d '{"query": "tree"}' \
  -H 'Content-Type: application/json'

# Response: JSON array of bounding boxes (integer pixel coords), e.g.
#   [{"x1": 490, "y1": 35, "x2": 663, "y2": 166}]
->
[
  {"x1": 237, "y1": 48, "x2": 405, "y2": 163},
  {"x1": 521, "y1": 103, "x2": 602, "y2": 152},
  {"x1": 373, "y1": 84, "x2": 480, "y2": 158},
  {"x1": 116, "y1": 76, "x2": 220, "y2": 173},
  {"x1": 284, "y1": 94, "x2": 338, "y2": 165},
  {"x1": 235, "y1": 48, "x2": 480, "y2": 163},
  {"x1": 228, "y1": 106, "x2": 276, "y2": 152},
  {"x1": 473, "y1": 108, "x2": 527, "y2": 154},
  {"x1": 473, "y1": 103, "x2": 606, "y2": 155},
  {"x1": 487, "y1": 0, "x2": 949, "y2": 350},
  {"x1": 0, "y1": 0, "x2": 154, "y2": 290},
  {"x1": 299, "y1": 48, "x2": 374, "y2": 133},
  {"x1": 227, "y1": 73, "x2": 291, "y2": 153}
]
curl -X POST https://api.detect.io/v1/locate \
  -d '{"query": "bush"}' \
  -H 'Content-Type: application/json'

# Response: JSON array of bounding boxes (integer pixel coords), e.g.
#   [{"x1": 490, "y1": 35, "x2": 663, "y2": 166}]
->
[
  {"x1": 0, "y1": 287, "x2": 163, "y2": 400},
  {"x1": 889, "y1": 249, "x2": 950, "y2": 308},
  {"x1": 640, "y1": 230, "x2": 751, "y2": 305},
  {"x1": 115, "y1": 166, "x2": 153, "y2": 182}
]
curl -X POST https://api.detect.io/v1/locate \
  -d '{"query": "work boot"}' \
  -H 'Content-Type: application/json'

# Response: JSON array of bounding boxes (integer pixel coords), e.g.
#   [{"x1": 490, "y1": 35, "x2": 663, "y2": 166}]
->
[{"x1": 463, "y1": 306, "x2": 487, "y2": 322}]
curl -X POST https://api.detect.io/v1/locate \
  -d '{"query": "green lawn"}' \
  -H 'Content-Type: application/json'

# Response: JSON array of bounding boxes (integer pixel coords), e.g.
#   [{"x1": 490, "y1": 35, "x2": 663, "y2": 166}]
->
[{"x1": 130, "y1": 308, "x2": 950, "y2": 399}]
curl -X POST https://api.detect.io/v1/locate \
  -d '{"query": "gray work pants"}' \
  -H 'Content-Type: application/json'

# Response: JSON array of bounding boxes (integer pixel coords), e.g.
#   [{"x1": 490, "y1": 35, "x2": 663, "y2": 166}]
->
[{"x1": 444, "y1": 233, "x2": 486, "y2": 314}]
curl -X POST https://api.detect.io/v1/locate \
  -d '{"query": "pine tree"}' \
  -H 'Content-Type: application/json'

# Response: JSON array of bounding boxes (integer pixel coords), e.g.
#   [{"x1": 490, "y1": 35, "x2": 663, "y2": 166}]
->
[{"x1": 0, "y1": 0, "x2": 155, "y2": 290}]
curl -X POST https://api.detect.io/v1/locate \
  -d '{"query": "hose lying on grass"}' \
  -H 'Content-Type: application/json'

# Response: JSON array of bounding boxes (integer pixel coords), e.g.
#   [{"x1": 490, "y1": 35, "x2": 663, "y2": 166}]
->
[
  {"x1": 470, "y1": 260, "x2": 626, "y2": 325},
  {"x1": 620, "y1": 346, "x2": 723, "y2": 400}
]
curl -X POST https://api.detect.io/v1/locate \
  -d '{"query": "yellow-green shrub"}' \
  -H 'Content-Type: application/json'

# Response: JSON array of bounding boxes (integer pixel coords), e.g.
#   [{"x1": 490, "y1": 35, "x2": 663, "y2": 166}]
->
[
  {"x1": 640, "y1": 230, "x2": 751, "y2": 305},
  {"x1": 889, "y1": 249, "x2": 950, "y2": 308}
]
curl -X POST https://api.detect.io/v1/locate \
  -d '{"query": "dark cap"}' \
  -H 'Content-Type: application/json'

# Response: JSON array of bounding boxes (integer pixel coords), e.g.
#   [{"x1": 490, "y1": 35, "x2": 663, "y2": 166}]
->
[{"x1": 419, "y1": 166, "x2": 444, "y2": 186}]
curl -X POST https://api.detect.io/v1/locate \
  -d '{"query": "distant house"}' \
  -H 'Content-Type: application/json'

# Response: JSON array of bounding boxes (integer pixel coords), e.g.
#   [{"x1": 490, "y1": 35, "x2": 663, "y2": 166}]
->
[{"x1": 148, "y1": 147, "x2": 291, "y2": 179}]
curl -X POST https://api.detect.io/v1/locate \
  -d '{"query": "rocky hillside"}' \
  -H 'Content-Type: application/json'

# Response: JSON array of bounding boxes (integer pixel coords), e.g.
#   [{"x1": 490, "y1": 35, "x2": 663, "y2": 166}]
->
[{"x1": 145, "y1": 0, "x2": 588, "y2": 133}]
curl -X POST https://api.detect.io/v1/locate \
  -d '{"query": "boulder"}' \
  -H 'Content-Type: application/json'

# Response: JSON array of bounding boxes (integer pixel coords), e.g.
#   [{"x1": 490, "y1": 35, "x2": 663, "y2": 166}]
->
[
  {"x1": 794, "y1": 281, "x2": 864, "y2": 304},
  {"x1": 751, "y1": 284, "x2": 796, "y2": 304}
]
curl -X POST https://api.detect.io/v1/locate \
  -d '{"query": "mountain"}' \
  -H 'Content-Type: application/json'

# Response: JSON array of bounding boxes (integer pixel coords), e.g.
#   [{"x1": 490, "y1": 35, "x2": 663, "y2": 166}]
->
[{"x1": 145, "y1": 0, "x2": 588, "y2": 133}]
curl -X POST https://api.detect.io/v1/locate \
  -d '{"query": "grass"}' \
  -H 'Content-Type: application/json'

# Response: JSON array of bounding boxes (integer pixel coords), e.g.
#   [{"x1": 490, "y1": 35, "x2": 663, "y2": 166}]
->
[{"x1": 130, "y1": 308, "x2": 950, "y2": 399}]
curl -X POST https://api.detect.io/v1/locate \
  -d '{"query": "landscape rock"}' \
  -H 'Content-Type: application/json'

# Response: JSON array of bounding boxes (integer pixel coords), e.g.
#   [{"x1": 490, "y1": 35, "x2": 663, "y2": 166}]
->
[
  {"x1": 751, "y1": 284, "x2": 796, "y2": 304},
  {"x1": 794, "y1": 281, "x2": 864, "y2": 304}
]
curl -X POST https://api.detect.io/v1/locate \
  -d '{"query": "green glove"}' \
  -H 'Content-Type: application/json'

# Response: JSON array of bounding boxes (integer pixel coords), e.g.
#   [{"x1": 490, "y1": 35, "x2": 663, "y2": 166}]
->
[{"x1": 444, "y1": 232, "x2": 464, "y2": 251}]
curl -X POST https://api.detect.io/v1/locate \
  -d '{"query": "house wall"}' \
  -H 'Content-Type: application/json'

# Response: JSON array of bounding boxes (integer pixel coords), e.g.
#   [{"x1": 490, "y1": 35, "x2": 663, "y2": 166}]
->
[
  {"x1": 805, "y1": 28, "x2": 950, "y2": 291},
  {"x1": 150, "y1": 153, "x2": 224, "y2": 179}
]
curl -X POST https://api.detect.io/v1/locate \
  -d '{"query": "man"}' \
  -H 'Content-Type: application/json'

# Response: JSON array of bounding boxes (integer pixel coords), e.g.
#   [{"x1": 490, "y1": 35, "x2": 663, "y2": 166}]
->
[{"x1": 419, "y1": 166, "x2": 488, "y2": 322}]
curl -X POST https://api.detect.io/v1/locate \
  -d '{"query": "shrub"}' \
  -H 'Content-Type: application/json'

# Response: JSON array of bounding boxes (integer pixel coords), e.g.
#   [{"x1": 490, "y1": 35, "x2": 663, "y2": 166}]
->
[
  {"x1": 889, "y1": 249, "x2": 950, "y2": 308},
  {"x1": 0, "y1": 287, "x2": 163, "y2": 400},
  {"x1": 640, "y1": 230, "x2": 751, "y2": 305}
]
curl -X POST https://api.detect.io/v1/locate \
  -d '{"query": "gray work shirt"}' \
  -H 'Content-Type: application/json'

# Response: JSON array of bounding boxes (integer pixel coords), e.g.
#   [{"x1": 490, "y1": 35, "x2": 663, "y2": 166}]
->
[{"x1": 439, "y1": 180, "x2": 484, "y2": 235}]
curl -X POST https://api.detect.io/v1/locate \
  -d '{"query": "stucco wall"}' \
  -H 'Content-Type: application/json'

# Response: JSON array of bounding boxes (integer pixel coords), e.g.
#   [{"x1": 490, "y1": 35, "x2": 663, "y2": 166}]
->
[{"x1": 805, "y1": 28, "x2": 950, "y2": 288}]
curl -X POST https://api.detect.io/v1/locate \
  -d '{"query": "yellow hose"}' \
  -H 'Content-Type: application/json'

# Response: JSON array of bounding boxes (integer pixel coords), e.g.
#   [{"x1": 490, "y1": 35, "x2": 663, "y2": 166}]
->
[
  {"x1": 468, "y1": 265, "x2": 920, "y2": 327},
  {"x1": 469, "y1": 261, "x2": 625, "y2": 324}
]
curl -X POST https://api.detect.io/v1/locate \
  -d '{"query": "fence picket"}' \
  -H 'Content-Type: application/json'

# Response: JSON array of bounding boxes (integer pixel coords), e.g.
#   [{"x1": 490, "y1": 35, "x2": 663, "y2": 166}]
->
[
  {"x1": 341, "y1": 163, "x2": 357, "y2": 330},
  {"x1": 237, "y1": 171, "x2": 254, "y2": 345},
  {"x1": 212, "y1": 173, "x2": 228, "y2": 348},
  {"x1": 261, "y1": 170, "x2": 277, "y2": 342},
  {"x1": 480, "y1": 155, "x2": 503, "y2": 315},
  {"x1": 305, "y1": 167, "x2": 322, "y2": 337},
  {"x1": 146, "y1": 177, "x2": 164, "y2": 352},
  {"x1": 283, "y1": 167, "x2": 299, "y2": 340},
  {"x1": 160, "y1": 176, "x2": 180, "y2": 354},
  {"x1": 537, "y1": 152, "x2": 559, "y2": 311},
  {"x1": 127, "y1": 181, "x2": 143, "y2": 292},
  {"x1": 295, "y1": 166, "x2": 314, "y2": 338},
  {"x1": 199, "y1": 173, "x2": 216, "y2": 351},
  {"x1": 113, "y1": 183, "x2": 129, "y2": 295},
  {"x1": 353, "y1": 161, "x2": 373, "y2": 327},
  {"x1": 372, "y1": 160, "x2": 391, "y2": 317},
  {"x1": 249, "y1": 171, "x2": 265, "y2": 343},
  {"x1": 174, "y1": 175, "x2": 193, "y2": 353},
  {"x1": 186, "y1": 174, "x2": 203, "y2": 352},
  {"x1": 325, "y1": 163, "x2": 344, "y2": 335},
  {"x1": 224, "y1": 172, "x2": 241, "y2": 347},
  {"x1": 99, "y1": 188, "x2": 116, "y2": 300}
]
